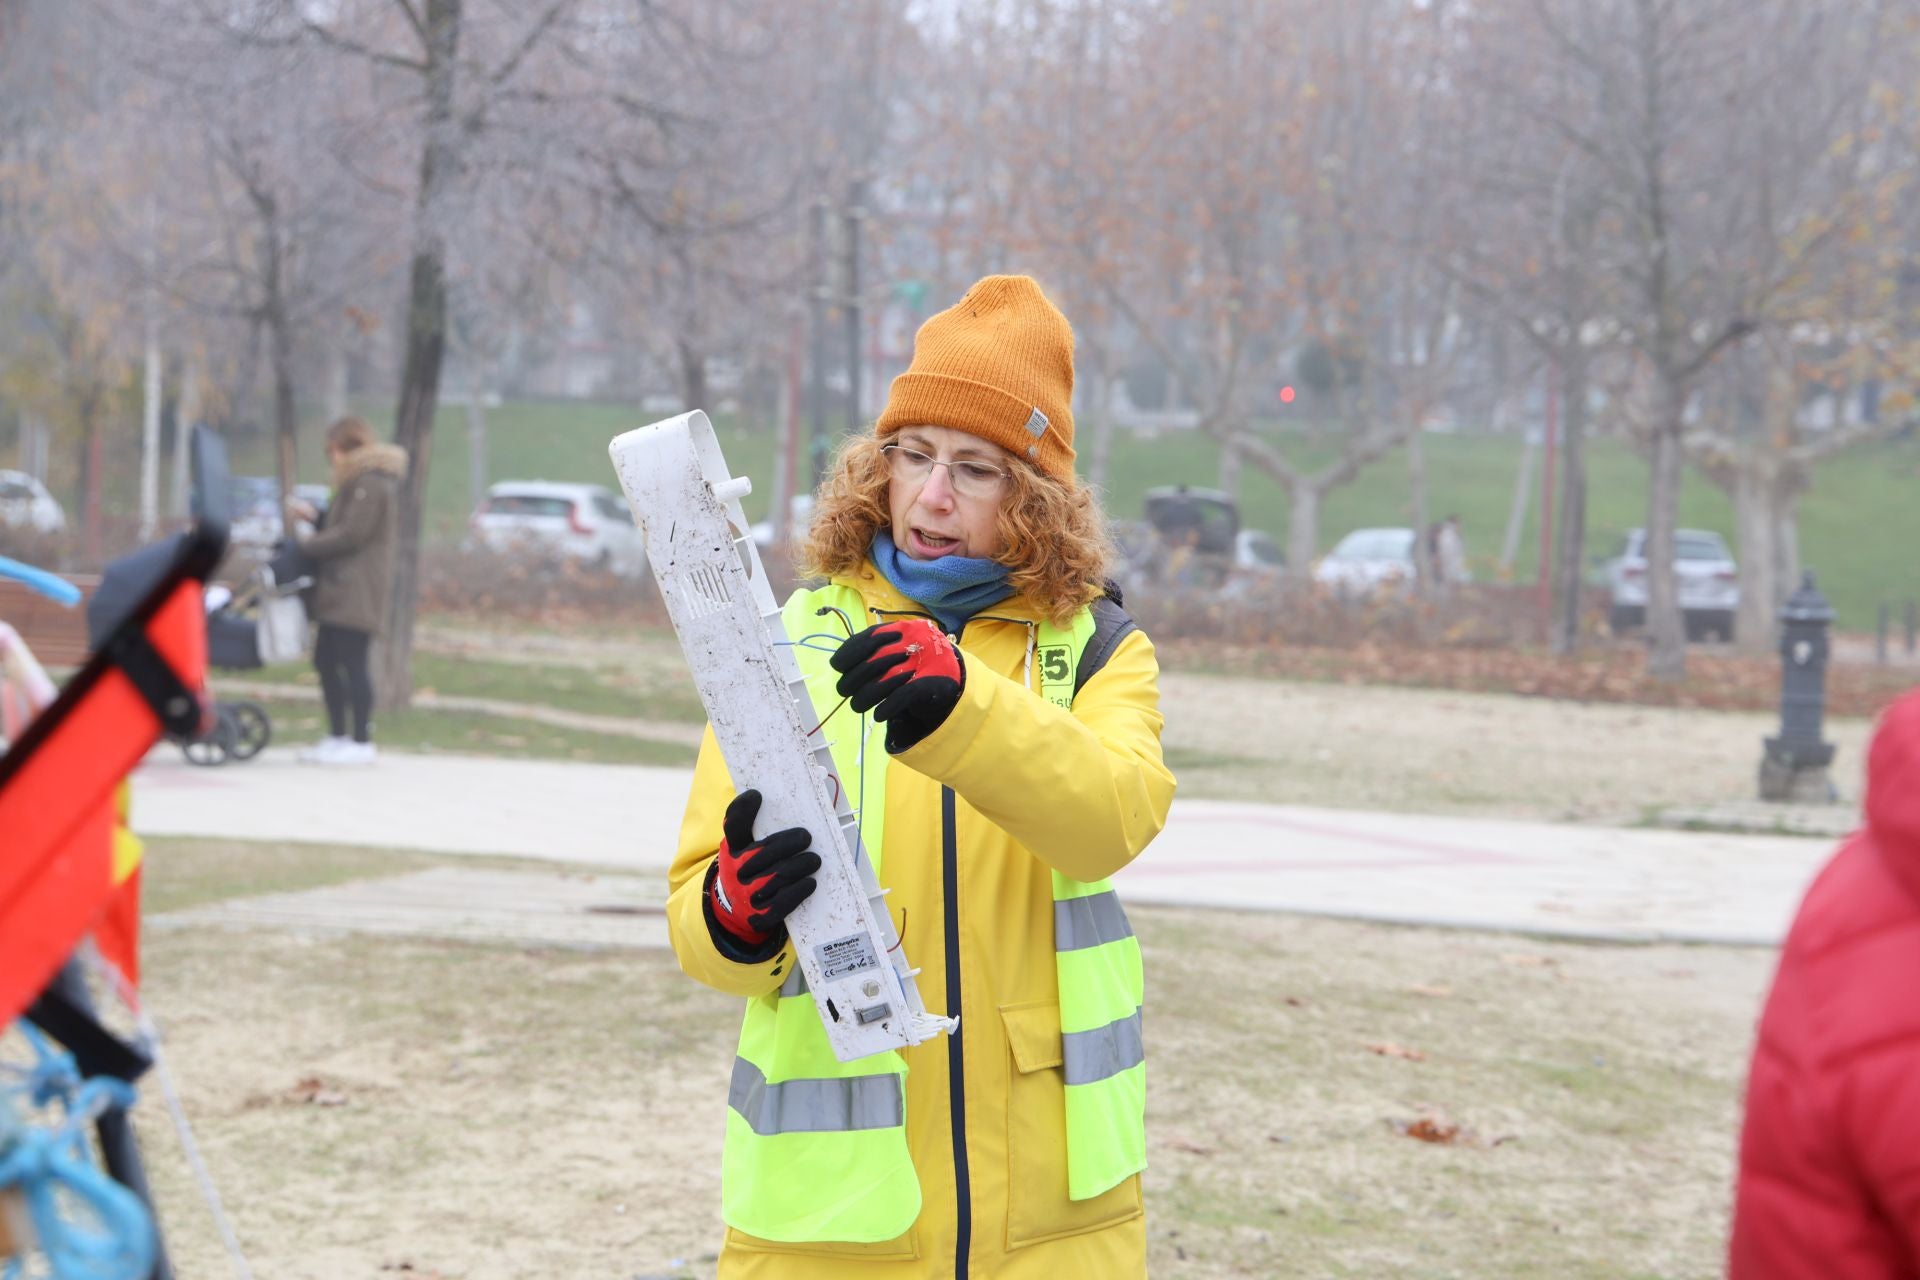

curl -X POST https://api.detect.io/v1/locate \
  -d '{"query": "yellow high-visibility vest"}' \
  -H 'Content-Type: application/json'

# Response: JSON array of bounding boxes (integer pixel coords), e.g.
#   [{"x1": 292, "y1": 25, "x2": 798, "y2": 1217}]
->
[{"x1": 720, "y1": 581, "x2": 1146, "y2": 1242}]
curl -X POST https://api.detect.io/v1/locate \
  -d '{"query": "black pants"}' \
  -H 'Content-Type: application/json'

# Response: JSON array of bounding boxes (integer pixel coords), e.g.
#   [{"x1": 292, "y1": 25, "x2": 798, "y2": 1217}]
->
[{"x1": 314, "y1": 624, "x2": 375, "y2": 743}]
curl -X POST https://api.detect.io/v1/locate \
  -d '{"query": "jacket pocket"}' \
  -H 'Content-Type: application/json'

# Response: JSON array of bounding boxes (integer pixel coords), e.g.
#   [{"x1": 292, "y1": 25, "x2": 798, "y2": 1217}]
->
[
  {"x1": 1001, "y1": 1001, "x2": 1142, "y2": 1249},
  {"x1": 723, "y1": 1225, "x2": 919, "y2": 1262}
]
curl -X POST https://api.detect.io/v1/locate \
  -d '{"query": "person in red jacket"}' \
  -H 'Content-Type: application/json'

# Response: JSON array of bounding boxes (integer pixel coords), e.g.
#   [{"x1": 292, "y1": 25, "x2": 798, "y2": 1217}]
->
[{"x1": 1729, "y1": 689, "x2": 1920, "y2": 1277}]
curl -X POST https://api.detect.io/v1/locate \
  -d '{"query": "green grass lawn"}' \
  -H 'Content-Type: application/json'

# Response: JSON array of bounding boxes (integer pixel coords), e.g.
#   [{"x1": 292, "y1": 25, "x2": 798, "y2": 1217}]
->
[{"x1": 233, "y1": 399, "x2": 1920, "y2": 629}]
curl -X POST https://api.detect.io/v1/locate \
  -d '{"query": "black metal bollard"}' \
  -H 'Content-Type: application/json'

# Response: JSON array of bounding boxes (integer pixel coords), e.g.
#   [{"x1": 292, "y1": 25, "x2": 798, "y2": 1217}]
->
[{"x1": 1759, "y1": 572, "x2": 1838, "y2": 803}]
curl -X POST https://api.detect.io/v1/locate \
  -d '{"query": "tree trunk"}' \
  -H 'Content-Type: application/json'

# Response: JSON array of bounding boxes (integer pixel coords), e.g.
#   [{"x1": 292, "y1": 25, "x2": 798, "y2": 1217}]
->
[
  {"x1": 1499, "y1": 433, "x2": 1536, "y2": 576},
  {"x1": 323, "y1": 336, "x2": 350, "y2": 426},
  {"x1": 1407, "y1": 425, "x2": 1433, "y2": 592},
  {"x1": 1285, "y1": 480, "x2": 1320, "y2": 581},
  {"x1": 269, "y1": 298, "x2": 299, "y2": 503},
  {"x1": 78, "y1": 398, "x2": 102, "y2": 564},
  {"x1": 465, "y1": 374, "x2": 489, "y2": 517},
  {"x1": 1732, "y1": 461, "x2": 1777, "y2": 655},
  {"x1": 140, "y1": 296, "x2": 162, "y2": 543},
  {"x1": 1644, "y1": 373, "x2": 1688, "y2": 681},
  {"x1": 172, "y1": 362, "x2": 201, "y2": 521},
  {"x1": 1774, "y1": 486, "x2": 1802, "y2": 609},
  {"x1": 20, "y1": 414, "x2": 49, "y2": 483},
  {"x1": 677, "y1": 335, "x2": 709, "y2": 415},
  {"x1": 380, "y1": 0, "x2": 463, "y2": 711},
  {"x1": 1085, "y1": 347, "x2": 1117, "y2": 494},
  {"x1": 1217, "y1": 433, "x2": 1242, "y2": 500},
  {"x1": 1550, "y1": 353, "x2": 1589, "y2": 653}
]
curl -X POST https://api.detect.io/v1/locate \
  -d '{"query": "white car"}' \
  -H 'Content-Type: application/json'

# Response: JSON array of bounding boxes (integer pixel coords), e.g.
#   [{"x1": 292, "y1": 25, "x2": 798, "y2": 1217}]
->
[
  {"x1": 1605, "y1": 527, "x2": 1739, "y2": 641},
  {"x1": 1313, "y1": 527, "x2": 1416, "y2": 595},
  {"x1": 1234, "y1": 528, "x2": 1285, "y2": 575},
  {"x1": 230, "y1": 476, "x2": 332, "y2": 550},
  {"x1": 467, "y1": 481, "x2": 647, "y2": 578},
  {"x1": 0, "y1": 470, "x2": 65, "y2": 535}
]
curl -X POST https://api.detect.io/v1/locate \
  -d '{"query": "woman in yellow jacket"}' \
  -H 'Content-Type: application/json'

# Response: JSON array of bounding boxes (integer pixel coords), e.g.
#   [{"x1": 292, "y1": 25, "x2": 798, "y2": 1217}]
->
[{"x1": 667, "y1": 275, "x2": 1176, "y2": 1278}]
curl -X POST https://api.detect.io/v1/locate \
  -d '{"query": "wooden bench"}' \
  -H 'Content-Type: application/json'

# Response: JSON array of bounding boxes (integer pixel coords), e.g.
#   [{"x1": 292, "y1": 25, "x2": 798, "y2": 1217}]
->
[{"x1": 0, "y1": 576, "x2": 99, "y2": 668}]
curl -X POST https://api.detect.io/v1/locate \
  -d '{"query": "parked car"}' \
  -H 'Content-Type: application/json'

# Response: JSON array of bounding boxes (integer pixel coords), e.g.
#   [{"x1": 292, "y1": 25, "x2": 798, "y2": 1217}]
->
[
  {"x1": 230, "y1": 476, "x2": 332, "y2": 550},
  {"x1": 467, "y1": 480, "x2": 647, "y2": 578},
  {"x1": 0, "y1": 470, "x2": 65, "y2": 534},
  {"x1": 1604, "y1": 527, "x2": 1739, "y2": 641},
  {"x1": 1234, "y1": 528, "x2": 1285, "y2": 575},
  {"x1": 1313, "y1": 527, "x2": 1416, "y2": 595}
]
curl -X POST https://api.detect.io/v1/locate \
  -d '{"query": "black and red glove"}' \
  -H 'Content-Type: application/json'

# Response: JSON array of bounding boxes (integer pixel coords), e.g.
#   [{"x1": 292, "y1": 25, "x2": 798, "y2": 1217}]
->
[
  {"x1": 705, "y1": 789, "x2": 820, "y2": 954},
  {"x1": 831, "y1": 618, "x2": 965, "y2": 753}
]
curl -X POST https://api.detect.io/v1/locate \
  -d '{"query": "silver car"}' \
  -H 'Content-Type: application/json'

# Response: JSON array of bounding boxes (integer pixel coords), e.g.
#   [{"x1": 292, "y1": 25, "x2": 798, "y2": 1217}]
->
[
  {"x1": 466, "y1": 480, "x2": 648, "y2": 579},
  {"x1": 1605, "y1": 527, "x2": 1739, "y2": 641},
  {"x1": 1313, "y1": 527, "x2": 1416, "y2": 596},
  {"x1": 0, "y1": 469, "x2": 65, "y2": 535}
]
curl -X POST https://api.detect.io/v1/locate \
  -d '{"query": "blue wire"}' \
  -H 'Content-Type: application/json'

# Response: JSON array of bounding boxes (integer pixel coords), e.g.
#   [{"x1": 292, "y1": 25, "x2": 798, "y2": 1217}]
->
[
  {"x1": 0, "y1": 556, "x2": 82, "y2": 607},
  {"x1": 1, "y1": 1028, "x2": 158, "y2": 1280}
]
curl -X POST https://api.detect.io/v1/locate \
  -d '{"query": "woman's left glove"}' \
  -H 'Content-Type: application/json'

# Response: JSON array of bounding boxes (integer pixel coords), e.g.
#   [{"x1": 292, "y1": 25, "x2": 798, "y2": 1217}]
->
[{"x1": 831, "y1": 618, "x2": 965, "y2": 753}]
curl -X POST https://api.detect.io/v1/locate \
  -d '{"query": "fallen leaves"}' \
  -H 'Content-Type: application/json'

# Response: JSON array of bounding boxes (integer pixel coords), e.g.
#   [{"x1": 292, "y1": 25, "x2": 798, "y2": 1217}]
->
[
  {"x1": 1154, "y1": 631, "x2": 1915, "y2": 720},
  {"x1": 1388, "y1": 1110, "x2": 1520, "y2": 1149},
  {"x1": 291, "y1": 1076, "x2": 349, "y2": 1106},
  {"x1": 247, "y1": 1075, "x2": 349, "y2": 1109},
  {"x1": 1394, "y1": 1115, "x2": 1461, "y2": 1144}
]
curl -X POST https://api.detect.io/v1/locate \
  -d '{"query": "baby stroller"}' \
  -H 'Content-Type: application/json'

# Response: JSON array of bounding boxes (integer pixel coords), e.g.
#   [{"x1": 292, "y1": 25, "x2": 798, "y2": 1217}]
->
[{"x1": 87, "y1": 543, "x2": 311, "y2": 765}]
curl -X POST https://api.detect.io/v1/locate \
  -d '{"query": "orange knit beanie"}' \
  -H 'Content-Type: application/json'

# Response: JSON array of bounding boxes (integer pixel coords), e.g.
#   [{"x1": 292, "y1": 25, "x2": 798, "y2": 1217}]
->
[{"x1": 875, "y1": 275, "x2": 1076, "y2": 480}]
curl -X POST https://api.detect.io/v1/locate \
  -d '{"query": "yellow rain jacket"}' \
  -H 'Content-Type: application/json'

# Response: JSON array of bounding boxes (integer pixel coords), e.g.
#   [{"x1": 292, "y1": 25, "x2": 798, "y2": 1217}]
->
[{"x1": 667, "y1": 562, "x2": 1176, "y2": 1279}]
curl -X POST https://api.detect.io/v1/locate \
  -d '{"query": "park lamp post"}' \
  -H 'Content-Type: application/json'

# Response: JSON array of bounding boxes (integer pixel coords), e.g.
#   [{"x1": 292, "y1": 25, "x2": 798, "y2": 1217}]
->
[{"x1": 1759, "y1": 572, "x2": 1838, "y2": 804}]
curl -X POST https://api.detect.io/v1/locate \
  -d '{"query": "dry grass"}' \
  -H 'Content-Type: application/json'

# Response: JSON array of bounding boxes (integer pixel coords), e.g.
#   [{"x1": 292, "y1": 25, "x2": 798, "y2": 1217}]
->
[
  {"x1": 104, "y1": 841, "x2": 1772, "y2": 1280},
  {"x1": 399, "y1": 616, "x2": 1878, "y2": 822},
  {"x1": 1158, "y1": 671, "x2": 1873, "y2": 822}
]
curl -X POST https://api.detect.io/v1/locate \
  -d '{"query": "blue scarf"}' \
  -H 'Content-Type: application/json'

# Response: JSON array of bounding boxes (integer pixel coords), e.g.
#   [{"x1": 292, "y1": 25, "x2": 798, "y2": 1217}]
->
[{"x1": 870, "y1": 530, "x2": 1014, "y2": 634}]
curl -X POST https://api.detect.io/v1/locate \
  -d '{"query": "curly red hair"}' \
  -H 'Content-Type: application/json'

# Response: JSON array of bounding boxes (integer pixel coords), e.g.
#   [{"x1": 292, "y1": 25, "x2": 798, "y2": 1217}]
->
[{"x1": 798, "y1": 433, "x2": 1113, "y2": 626}]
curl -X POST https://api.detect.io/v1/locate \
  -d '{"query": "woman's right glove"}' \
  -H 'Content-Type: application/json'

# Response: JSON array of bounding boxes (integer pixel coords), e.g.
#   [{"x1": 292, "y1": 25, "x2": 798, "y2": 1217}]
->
[{"x1": 704, "y1": 788, "x2": 820, "y2": 953}]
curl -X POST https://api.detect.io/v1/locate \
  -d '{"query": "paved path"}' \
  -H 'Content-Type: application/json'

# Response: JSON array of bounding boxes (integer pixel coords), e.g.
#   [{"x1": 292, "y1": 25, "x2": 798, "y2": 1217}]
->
[{"x1": 132, "y1": 747, "x2": 1842, "y2": 947}]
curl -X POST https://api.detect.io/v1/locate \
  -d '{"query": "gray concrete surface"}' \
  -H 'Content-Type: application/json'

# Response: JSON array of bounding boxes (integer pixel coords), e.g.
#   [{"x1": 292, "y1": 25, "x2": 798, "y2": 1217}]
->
[
  {"x1": 152, "y1": 866, "x2": 669, "y2": 952},
  {"x1": 133, "y1": 747, "x2": 1838, "y2": 947}
]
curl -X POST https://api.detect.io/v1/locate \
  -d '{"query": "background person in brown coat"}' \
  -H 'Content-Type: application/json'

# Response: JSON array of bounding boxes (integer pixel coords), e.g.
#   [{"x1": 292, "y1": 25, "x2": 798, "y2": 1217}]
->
[{"x1": 286, "y1": 416, "x2": 406, "y2": 764}]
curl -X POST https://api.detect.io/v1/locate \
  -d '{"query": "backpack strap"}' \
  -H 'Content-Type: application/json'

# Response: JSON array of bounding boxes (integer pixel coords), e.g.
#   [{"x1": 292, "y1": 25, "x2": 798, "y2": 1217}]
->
[{"x1": 1073, "y1": 587, "x2": 1139, "y2": 700}]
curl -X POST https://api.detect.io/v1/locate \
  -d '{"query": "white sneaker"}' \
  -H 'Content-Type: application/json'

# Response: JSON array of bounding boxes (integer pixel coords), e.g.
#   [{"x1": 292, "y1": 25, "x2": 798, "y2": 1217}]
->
[
  {"x1": 336, "y1": 740, "x2": 378, "y2": 765},
  {"x1": 298, "y1": 736, "x2": 351, "y2": 764}
]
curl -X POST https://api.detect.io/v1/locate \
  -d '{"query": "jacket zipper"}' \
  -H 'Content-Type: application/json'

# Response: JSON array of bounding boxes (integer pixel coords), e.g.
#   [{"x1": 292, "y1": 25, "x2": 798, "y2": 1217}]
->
[
  {"x1": 942, "y1": 782, "x2": 970, "y2": 1278},
  {"x1": 875, "y1": 602, "x2": 1019, "y2": 1277},
  {"x1": 870, "y1": 603, "x2": 972, "y2": 1271}
]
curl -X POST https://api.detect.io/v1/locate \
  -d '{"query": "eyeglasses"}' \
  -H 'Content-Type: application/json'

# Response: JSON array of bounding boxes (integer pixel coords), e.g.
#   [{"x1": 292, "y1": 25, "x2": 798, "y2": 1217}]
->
[{"x1": 880, "y1": 443, "x2": 1011, "y2": 500}]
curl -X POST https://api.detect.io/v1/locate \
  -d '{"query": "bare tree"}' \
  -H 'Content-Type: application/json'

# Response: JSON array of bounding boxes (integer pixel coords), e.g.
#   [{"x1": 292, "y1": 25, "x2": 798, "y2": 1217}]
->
[
  {"x1": 1507, "y1": 0, "x2": 1895, "y2": 679},
  {"x1": 274, "y1": 0, "x2": 580, "y2": 705}
]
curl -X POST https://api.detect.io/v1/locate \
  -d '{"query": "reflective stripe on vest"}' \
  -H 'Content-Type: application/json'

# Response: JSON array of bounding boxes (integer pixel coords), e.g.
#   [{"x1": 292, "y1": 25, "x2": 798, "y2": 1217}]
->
[
  {"x1": 1062, "y1": 1008, "x2": 1146, "y2": 1086},
  {"x1": 729, "y1": 1057, "x2": 904, "y2": 1135},
  {"x1": 1054, "y1": 889, "x2": 1135, "y2": 952},
  {"x1": 720, "y1": 580, "x2": 1146, "y2": 1240}
]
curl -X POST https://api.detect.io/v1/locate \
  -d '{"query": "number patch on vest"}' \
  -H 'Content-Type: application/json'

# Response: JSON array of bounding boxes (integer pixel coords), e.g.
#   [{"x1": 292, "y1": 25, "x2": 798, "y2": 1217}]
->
[
  {"x1": 816, "y1": 933, "x2": 880, "y2": 981},
  {"x1": 1039, "y1": 645, "x2": 1071, "y2": 684},
  {"x1": 1038, "y1": 644, "x2": 1074, "y2": 708}
]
